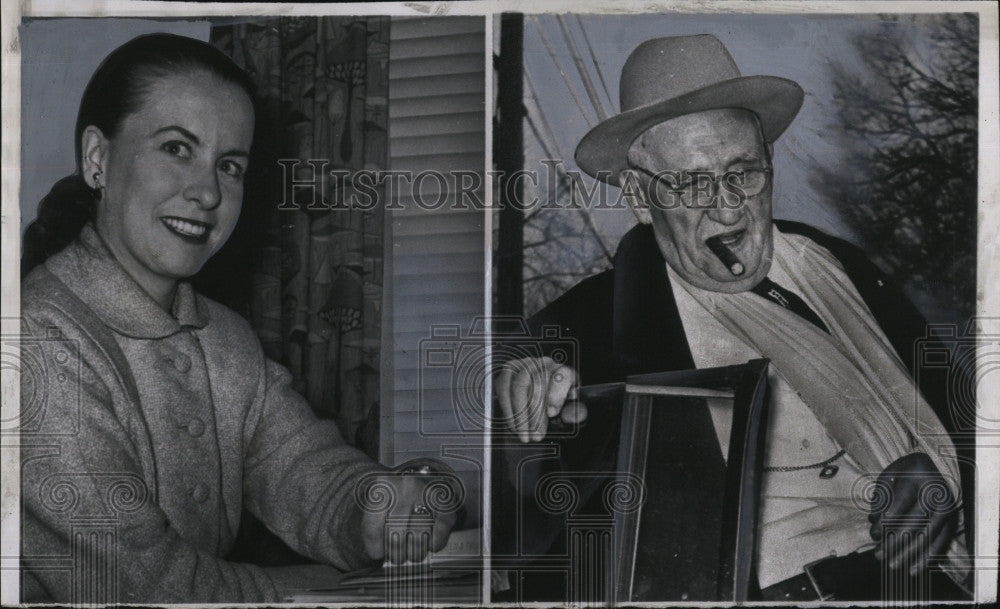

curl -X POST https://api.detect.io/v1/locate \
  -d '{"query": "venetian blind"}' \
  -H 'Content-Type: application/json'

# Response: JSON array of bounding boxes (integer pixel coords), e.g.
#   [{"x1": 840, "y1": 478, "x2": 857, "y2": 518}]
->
[{"x1": 385, "y1": 16, "x2": 486, "y2": 506}]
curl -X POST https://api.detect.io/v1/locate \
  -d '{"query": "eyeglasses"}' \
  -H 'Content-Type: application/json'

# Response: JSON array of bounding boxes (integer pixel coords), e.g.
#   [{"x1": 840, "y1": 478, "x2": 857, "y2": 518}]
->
[{"x1": 629, "y1": 165, "x2": 773, "y2": 210}]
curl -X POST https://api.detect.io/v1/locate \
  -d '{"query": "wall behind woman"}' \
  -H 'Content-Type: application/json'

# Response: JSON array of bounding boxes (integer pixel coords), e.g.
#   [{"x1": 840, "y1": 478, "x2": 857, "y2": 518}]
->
[{"x1": 18, "y1": 19, "x2": 211, "y2": 236}]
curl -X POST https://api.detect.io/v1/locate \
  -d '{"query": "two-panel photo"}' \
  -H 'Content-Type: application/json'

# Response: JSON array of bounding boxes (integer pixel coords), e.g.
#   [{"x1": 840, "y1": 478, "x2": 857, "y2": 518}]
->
[{"x1": 2, "y1": 1, "x2": 998, "y2": 606}]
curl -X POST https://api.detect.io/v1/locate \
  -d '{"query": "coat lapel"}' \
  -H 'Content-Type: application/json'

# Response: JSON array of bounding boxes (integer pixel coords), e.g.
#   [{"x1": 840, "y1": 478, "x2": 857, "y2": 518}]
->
[{"x1": 611, "y1": 223, "x2": 695, "y2": 376}]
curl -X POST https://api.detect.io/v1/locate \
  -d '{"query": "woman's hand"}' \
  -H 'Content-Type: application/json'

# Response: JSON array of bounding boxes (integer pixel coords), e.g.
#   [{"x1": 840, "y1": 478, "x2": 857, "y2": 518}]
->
[{"x1": 359, "y1": 462, "x2": 462, "y2": 564}]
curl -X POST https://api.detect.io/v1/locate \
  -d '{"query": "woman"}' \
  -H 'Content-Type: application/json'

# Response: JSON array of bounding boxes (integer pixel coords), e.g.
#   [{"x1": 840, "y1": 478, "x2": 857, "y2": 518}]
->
[{"x1": 20, "y1": 33, "x2": 457, "y2": 603}]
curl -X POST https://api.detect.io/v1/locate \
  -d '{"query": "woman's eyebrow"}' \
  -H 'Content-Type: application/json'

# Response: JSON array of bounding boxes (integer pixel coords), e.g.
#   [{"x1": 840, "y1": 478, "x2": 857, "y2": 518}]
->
[
  {"x1": 151, "y1": 125, "x2": 201, "y2": 144},
  {"x1": 152, "y1": 125, "x2": 248, "y2": 157}
]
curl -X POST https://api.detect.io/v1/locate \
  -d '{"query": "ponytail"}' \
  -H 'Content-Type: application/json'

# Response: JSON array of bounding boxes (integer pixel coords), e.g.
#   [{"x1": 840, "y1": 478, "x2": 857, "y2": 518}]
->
[{"x1": 21, "y1": 174, "x2": 99, "y2": 278}]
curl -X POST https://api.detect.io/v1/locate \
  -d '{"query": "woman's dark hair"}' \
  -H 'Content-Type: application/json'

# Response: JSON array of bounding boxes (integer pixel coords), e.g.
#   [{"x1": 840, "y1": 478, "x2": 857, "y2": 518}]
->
[{"x1": 21, "y1": 33, "x2": 257, "y2": 278}]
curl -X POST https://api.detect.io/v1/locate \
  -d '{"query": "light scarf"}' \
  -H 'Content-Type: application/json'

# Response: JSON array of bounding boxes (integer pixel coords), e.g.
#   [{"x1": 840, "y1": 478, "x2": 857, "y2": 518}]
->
[{"x1": 676, "y1": 228, "x2": 970, "y2": 582}]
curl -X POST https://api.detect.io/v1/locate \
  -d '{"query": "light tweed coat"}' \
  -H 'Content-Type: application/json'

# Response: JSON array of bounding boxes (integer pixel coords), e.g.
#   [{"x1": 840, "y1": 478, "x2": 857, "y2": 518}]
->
[{"x1": 20, "y1": 225, "x2": 384, "y2": 602}]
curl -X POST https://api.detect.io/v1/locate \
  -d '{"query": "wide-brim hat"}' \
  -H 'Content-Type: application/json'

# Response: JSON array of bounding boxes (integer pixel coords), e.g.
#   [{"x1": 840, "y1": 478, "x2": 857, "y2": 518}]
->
[{"x1": 574, "y1": 35, "x2": 804, "y2": 186}]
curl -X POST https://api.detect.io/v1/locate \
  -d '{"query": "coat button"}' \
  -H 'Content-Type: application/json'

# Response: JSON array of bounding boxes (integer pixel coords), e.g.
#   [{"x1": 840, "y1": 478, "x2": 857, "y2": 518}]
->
[
  {"x1": 187, "y1": 418, "x2": 205, "y2": 438},
  {"x1": 191, "y1": 483, "x2": 209, "y2": 503},
  {"x1": 171, "y1": 353, "x2": 192, "y2": 373}
]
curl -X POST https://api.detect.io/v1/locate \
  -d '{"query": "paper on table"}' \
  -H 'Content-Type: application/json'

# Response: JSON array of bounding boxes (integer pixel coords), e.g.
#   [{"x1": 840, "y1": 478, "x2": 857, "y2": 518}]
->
[{"x1": 286, "y1": 528, "x2": 483, "y2": 602}]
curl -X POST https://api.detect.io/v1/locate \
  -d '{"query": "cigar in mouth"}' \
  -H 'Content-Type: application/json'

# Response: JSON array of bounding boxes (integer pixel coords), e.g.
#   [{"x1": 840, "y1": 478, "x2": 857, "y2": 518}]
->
[{"x1": 706, "y1": 234, "x2": 745, "y2": 276}]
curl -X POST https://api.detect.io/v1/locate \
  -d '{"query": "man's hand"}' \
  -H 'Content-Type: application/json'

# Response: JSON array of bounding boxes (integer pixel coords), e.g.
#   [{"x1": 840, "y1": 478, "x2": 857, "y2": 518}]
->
[
  {"x1": 360, "y1": 466, "x2": 461, "y2": 564},
  {"x1": 496, "y1": 356, "x2": 586, "y2": 442},
  {"x1": 868, "y1": 452, "x2": 959, "y2": 575}
]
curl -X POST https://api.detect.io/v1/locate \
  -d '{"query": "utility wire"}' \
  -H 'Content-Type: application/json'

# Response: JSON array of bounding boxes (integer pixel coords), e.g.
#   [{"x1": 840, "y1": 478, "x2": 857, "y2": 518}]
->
[
  {"x1": 575, "y1": 14, "x2": 615, "y2": 112},
  {"x1": 556, "y1": 14, "x2": 609, "y2": 122},
  {"x1": 524, "y1": 68, "x2": 614, "y2": 263},
  {"x1": 530, "y1": 16, "x2": 594, "y2": 128}
]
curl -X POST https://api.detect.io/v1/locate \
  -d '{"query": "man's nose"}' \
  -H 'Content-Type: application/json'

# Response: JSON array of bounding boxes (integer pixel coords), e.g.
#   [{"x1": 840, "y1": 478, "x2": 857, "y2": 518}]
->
[
  {"x1": 706, "y1": 202, "x2": 743, "y2": 226},
  {"x1": 184, "y1": 167, "x2": 222, "y2": 210}
]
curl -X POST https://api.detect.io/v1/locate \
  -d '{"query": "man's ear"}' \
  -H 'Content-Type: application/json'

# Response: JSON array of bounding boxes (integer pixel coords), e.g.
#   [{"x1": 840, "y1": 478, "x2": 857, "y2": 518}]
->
[
  {"x1": 766, "y1": 141, "x2": 774, "y2": 160},
  {"x1": 619, "y1": 169, "x2": 652, "y2": 225},
  {"x1": 80, "y1": 125, "x2": 110, "y2": 189}
]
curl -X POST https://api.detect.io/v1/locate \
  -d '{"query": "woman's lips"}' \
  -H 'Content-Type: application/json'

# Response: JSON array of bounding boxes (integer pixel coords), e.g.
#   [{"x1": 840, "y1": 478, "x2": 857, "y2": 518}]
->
[{"x1": 161, "y1": 216, "x2": 212, "y2": 244}]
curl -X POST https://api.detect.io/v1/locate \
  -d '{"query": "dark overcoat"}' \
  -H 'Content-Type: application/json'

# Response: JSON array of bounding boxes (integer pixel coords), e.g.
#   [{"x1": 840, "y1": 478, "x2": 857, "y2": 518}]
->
[{"x1": 494, "y1": 221, "x2": 974, "y2": 596}]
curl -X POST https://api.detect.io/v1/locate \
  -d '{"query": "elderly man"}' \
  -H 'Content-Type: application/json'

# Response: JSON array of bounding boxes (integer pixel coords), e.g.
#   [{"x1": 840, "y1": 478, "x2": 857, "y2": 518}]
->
[{"x1": 496, "y1": 35, "x2": 972, "y2": 600}]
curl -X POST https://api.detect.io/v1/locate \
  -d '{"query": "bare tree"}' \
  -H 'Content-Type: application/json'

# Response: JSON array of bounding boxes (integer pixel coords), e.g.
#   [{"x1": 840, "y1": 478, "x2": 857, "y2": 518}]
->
[
  {"x1": 522, "y1": 171, "x2": 613, "y2": 316},
  {"x1": 817, "y1": 14, "x2": 978, "y2": 325}
]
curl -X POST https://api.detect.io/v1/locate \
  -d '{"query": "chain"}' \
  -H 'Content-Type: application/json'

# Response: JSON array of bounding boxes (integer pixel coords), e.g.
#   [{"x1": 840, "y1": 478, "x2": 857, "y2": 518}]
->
[{"x1": 764, "y1": 449, "x2": 846, "y2": 473}]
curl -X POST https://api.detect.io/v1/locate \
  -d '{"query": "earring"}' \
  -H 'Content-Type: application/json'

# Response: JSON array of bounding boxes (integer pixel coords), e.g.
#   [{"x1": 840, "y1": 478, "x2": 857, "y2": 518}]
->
[{"x1": 93, "y1": 170, "x2": 104, "y2": 199}]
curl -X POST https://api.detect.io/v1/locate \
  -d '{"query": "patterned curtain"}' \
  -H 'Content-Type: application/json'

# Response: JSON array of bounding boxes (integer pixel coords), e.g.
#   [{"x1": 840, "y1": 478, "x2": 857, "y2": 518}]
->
[{"x1": 211, "y1": 18, "x2": 388, "y2": 459}]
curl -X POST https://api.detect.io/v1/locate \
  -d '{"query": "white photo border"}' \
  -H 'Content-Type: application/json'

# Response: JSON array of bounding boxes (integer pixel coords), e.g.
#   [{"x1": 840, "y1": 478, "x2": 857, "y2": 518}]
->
[{"x1": 2, "y1": 1, "x2": 997, "y2": 605}]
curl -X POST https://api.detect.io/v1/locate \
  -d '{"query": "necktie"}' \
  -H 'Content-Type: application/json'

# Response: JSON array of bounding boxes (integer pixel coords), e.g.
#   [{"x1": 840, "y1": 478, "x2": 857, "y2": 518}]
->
[{"x1": 750, "y1": 277, "x2": 830, "y2": 334}]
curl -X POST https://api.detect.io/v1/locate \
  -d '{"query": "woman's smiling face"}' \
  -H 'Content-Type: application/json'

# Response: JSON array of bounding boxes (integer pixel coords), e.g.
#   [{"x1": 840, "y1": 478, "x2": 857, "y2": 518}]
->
[{"x1": 86, "y1": 69, "x2": 254, "y2": 301}]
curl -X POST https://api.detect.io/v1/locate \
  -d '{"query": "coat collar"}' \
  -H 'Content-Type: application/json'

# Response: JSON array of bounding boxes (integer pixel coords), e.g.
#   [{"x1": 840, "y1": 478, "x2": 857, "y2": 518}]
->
[
  {"x1": 46, "y1": 224, "x2": 209, "y2": 338},
  {"x1": 607, "y1": 220, "x2": 888, "y2": 377}
]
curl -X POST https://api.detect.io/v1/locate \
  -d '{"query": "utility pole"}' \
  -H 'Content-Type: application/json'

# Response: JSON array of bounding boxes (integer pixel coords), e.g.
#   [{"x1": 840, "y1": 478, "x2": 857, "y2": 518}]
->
[{"x1": 495, "y1": 13, "x2": 525, "y2": 317}]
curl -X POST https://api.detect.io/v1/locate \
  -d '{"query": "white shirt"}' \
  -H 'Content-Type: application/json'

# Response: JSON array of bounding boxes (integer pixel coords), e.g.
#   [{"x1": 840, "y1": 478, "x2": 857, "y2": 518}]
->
[{"x1": 666, "y1": 261, "x2": 874, "y2": 589}]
